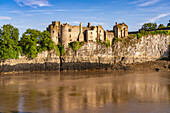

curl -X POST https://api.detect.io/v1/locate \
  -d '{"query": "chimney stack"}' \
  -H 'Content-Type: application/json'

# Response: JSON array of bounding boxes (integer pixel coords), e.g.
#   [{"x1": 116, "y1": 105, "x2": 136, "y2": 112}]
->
[{"x1": 88, "y1": 22, "x2": 91, "y2": 28}]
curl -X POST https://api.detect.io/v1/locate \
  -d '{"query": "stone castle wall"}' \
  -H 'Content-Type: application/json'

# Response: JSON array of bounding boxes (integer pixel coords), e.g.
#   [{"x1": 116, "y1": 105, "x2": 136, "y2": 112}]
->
[
  {"x1": 0, "y1": 34, "x2": 169, "y2": 73},
  {"x1": 47, "y1": 21, "x2": 119, "y2": 46}
]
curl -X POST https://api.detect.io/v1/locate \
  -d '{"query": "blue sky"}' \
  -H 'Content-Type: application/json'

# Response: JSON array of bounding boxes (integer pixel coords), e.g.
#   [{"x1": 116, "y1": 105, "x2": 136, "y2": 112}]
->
[{"x1": 0, "y1": 0, "x2": 170, "y2": 35}]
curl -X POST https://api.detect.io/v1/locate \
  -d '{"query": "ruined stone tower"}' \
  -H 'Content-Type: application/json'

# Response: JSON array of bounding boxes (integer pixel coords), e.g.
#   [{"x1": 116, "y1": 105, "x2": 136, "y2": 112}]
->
[{"x1": 113, "y1": 22, "x2": 128, "y2": 38}]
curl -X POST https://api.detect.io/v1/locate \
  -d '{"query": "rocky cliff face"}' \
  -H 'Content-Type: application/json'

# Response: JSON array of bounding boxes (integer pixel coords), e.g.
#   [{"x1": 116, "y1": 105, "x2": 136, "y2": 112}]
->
[
  {"x1": 64, "y1": 34, "x2": 169, "y2": 64},
  {"x1": 0, "y1": 34, "x2": 169, "y2": 73}
]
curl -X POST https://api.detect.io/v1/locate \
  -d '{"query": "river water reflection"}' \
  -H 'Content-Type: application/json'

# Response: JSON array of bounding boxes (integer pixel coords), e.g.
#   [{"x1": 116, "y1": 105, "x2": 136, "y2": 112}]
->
[{"x1": 0, "y1": 71, "x2": 170, "y2": 113}]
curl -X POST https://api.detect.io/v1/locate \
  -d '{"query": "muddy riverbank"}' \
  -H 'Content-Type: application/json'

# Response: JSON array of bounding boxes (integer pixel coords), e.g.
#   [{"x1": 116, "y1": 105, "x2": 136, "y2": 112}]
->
[{"x1": 0, "y1": 60, "x2": 170, "y2": 75}]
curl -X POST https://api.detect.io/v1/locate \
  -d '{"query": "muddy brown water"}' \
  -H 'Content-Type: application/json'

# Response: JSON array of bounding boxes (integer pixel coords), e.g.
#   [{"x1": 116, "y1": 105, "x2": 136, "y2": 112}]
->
[{"x1": 0, "y1": 71, "x2": 170, "y2": 113}]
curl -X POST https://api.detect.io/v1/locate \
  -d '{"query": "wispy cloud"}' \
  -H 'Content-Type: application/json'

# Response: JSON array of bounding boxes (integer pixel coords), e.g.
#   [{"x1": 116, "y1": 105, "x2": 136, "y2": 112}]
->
[
  {"x1": 14, "y1": 0, "x2": 52, "y2": 8},
  {"x1": 139, "y1": 0, "x2": 160, "y2": 6},
  {"x1": 149, "y1": 13, "x2": 170, "y2": 22},
  {"x1": 39, "y1": 23, "x2": 50, "y2": 25},
  {"x1": 130, "y1": 0, "x2": 160, "y2": 6},
  {"x1": 92, "y1": 22, "x2": 104, "y2": 25},
  {"x1": 71, "y1": 21, "x2": 81, "y2": 24},
  {"x1": 10, "y1": 9, "x2": 99, "y2": 14},
  {"x1": 15, "y1": 25, "x2": 30, "y2": 28},
  {"x1": 139, "y1": 13, "x2": 170, "y2": 25},
  {"x1": 0, "y1": 16, "x2": 12, "y2": 20}
]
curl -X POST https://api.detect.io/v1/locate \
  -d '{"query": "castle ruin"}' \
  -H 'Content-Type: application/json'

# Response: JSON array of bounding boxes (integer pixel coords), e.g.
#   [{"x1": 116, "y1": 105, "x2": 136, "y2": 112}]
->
[{"x1": 47, "y1": 21, "x2": 128, "y2": 46}]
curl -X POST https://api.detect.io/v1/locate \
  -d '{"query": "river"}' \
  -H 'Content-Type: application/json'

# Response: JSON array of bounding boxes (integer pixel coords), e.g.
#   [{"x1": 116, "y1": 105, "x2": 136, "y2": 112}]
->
[{"x1": 0, "y1": 71, "x2": 170, "y2": 113}]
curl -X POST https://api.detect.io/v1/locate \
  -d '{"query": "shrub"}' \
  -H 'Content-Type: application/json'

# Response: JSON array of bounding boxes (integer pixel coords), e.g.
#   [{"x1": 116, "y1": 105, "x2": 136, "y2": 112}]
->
[
  {"x1": 97, "y1": 39, "x2": 111, "y2": 48},
  {"x1": 68, "y1": 41, "x2": 84, "y2": 52},
  {"x1": 137, "y1": 33, "x2": 142, "y2": 39}
]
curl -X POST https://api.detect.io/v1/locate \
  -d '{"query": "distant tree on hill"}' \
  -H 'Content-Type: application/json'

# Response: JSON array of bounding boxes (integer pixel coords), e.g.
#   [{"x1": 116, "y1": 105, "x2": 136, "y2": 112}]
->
[
  {"x1": 158, "y1": 24, "x2": 165, "y2": 29},
  {"x1": 167, "y1": 20, "x2": 170, "y2": 27},
  {"x1": 141, "y1": 23, "x2": 157, "y2": 30}
]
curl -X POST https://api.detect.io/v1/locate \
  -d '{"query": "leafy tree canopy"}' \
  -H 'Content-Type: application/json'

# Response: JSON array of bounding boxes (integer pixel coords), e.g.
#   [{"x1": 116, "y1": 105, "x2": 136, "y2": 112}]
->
[
  {"x1": 40, "y1": 30, "x2": 54, "y2": 52},
  {"x1": 68, "y1": 41, "x2": 84, "y2": 52},
  {"x1": 0, "y1": 24, "x2": 21, "y2": 60},
  {"x1": 141, "y1": 23, "x2": 157, "y2": 30},
  {"x1": 20, "y1": 29, "x2": 54, "y2": 58},
  {"x1": 158, "y1": 24, "x2": 165, "y2": 29},
  {"x1": 54, "y1": 44, "x2": 65, "y2": 57}
]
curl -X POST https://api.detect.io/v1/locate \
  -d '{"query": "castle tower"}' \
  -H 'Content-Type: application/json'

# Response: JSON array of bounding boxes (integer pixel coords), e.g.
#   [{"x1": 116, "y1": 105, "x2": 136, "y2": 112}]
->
[
  {"x1": 78, "y1": 22, "x2": 84, "y2": 41},
  {"x1": 47, "y1": 21, "x2": 61, "y2": 44},
  {"x1": 61, "y1": 24, "x2": 69, "y2": 46},
  {"x1": 113, "y1": 22, "x2": 128, "y2": 38}
]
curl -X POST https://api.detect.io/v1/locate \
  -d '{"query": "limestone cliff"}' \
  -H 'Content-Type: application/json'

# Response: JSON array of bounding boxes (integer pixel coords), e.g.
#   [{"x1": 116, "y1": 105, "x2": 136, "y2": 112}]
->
[{"x1": 0, "y1": 34, "x2": 169, "y2": 73}]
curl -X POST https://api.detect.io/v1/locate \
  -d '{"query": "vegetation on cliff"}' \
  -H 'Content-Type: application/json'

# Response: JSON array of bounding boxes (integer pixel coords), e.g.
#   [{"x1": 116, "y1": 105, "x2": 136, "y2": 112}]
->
[
  {"x1": 97, "y1": 39, "x2": 111, "y2": 48},
  {"x1": 68, "y1": 41, "x2": 84, "y2": 53},
  {"x1": 129, "y1": 30, "x2": 170, "y2": 40},
  {"x1": 54, "y1": 44, "x2": 65, "y2": 71}
]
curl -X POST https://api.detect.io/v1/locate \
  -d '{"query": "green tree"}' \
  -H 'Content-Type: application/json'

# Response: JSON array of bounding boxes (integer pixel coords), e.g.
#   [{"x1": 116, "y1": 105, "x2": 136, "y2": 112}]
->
[
  {"x1": 141, "y1": 23, "x2": 157, "y2": 30},
  {"x1": 167, "y1": 20, "x2": 170, "y2": 27},
  {"x1": 68, "y1": 41, "x2": 84, "y2": 55},
  {"x1": 20, "y1": 29, "x2": 55, "y2": 58},
  {"x1": 40, "y1": 30, "x2": 54, "y2": 52},
  {"x1": 20, "y1": 29, "x2": 41, "y2": 58},
  {"x1": 158, "y1": 24, "x2": 165, "y2": 29},
  {"x1": 54, "y1": 44, "x2": 65, "y2": 71},
  {"x1": 0, "y1": 24, "x2": 21, "y2": 60}
]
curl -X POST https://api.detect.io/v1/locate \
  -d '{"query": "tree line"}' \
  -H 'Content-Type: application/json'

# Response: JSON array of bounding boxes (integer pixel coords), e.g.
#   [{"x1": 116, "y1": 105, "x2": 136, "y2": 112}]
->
[
  {"x1": 141, "y1": 22, "x2": 170, "y2": 31},
  {"x1": 0, "y1": 24, "x2": 62, "y2": 60},
  {"x1": 0, "y1": 24, "x2": 86, "y2": 61}
]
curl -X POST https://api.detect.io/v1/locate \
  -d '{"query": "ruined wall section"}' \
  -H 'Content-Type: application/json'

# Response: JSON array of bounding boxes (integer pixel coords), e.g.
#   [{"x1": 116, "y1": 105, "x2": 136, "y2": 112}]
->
[
  {"x1": 97, "y1": 25, "x2": 105, "y2": 41},
  {"x1": 47, "y1": 21, "x2": 61, "y2": 44},
  {"x1": 68, "y1": 26, "x2": 79, "y2": 42},
  {"x1": 106, "y1": 31, "x2": 114, "y2": 43},
  {"x1": 113, "y1": 23, "x2": 128, "y2": 38}
]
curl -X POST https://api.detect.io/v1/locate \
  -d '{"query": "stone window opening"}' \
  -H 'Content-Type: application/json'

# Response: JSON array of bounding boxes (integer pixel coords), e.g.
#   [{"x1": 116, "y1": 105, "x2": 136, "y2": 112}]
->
[
  {"x1": 53, "y1": 31, "x2": 55, "y2": 33},
  {"x1": 68, "y1": 29, "x2": 72, "y2": 32},
  {"x1": 70, "y1": 35, "x2": 71, "y2": 38},
  {"x1": 91, "y1": 32, "x2": 93, "y2": 34}
]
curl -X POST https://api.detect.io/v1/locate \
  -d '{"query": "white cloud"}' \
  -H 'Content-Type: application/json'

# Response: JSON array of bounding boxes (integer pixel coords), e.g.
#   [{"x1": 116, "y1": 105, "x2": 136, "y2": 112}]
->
[
  {"x1": 39, "y1": 23, "x2": 50, "y2": 25},
  {"x1": 139, "y1": 13, "x2": 170, "y2": 25},
  {"x1": 139, "y1": 0, "x2": 160, "y2": 6},
  {"x1": 129, "y1": 0, "x2": 146, "y2": 5},
  {"x1": 130, "y1": 0, "x2": 160, "y2": 6},
  {"x1": 14, "y1": 0, "x2": 52, "y2": 8},
  {"x1": 10, "y1": 9, "x2": 99, "y2": 14},
  {"x1": 15, "y1": 25, "x2": 30, "y2": 28},
  {"x1": 149, "y1": 13, "x2": 170, "y2": 22},
  {"x1": 0, "y1": 16, "x2": 12, "y2": 20},
  {"x1": 71, "y1": 21, "x2": 81, "y2": 24},
  {"x1": 92, "y1": 22, "x2": 104, "y2": 25}
]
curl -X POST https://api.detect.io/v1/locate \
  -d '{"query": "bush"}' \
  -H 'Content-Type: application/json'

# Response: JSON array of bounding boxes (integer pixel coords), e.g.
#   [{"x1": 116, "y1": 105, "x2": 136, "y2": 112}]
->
[
  {"x1": 68, "y1": 41, "x2": 84, "y2": 52},
  {"x1": 137, "y1": 33, "x2": 142, "y2": 39},
  {"x1": 97, "y1": 39, "x2": 111, "y2": 48}
]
